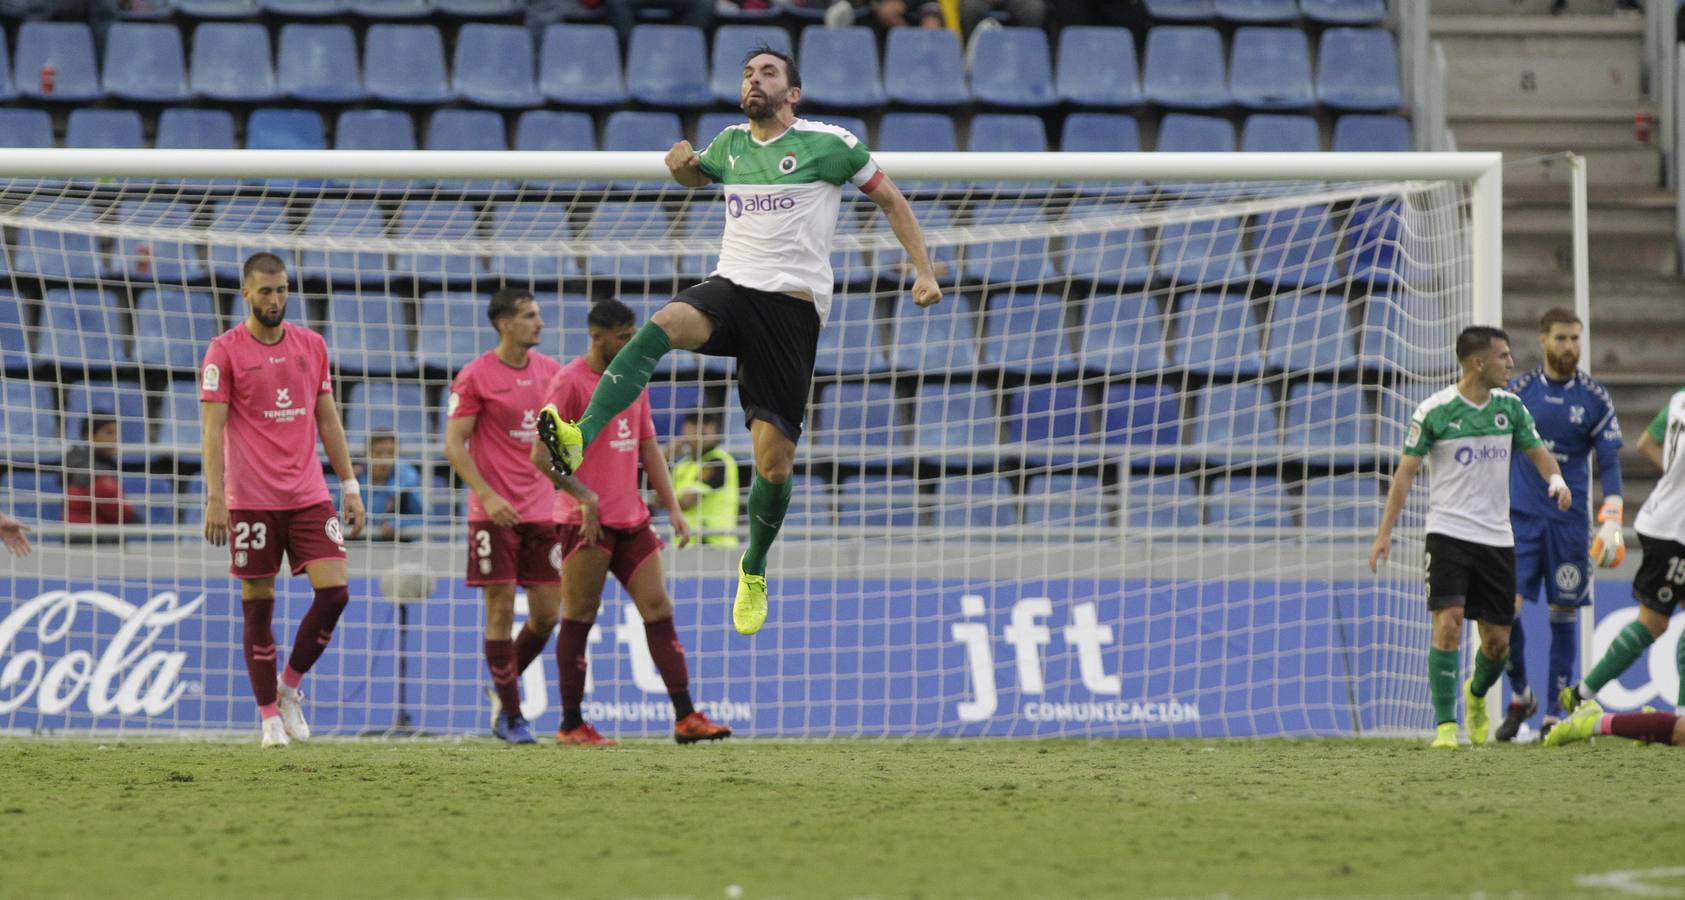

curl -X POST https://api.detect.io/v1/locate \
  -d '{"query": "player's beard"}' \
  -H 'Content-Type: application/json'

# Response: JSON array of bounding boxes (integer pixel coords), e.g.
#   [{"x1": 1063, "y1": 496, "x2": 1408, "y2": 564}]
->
[
  {"x1": 1547, "y1": 348, "x2": 1578, "y2": 374},
  {"x1": 255, "y1": 305, "x2": 285, "y2": 328},
  {"x1": 741, "y1": 88, "x2": 783, "y2": 121}
]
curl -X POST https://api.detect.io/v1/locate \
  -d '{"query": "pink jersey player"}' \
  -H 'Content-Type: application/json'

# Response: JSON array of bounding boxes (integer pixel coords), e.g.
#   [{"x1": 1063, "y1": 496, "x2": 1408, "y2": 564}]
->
[
  {"x1": 544, "y1": 356, "x2": 658, "y2": 530},
  {"x1": 450, "y1": 349, "x2": 562, "y2": 525}
]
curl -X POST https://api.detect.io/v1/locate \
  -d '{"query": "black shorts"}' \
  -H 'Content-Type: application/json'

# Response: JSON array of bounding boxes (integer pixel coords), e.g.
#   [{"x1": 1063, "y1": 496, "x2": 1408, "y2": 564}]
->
[
  {"x1": 671, "y1": 275, "x2": 822, "y2": 443},
  {"x1": 1424, "y1": 533, "x2": 1516, "y2": 626},
  {"x1": 1632, "y1": 533, "x2": 1685, "y2": 615}
]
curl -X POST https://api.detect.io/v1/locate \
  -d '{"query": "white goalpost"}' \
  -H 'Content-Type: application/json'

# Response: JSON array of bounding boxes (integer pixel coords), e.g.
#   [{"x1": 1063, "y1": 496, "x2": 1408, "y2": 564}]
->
[{"x1": 0, "y1": 147, "x2": 1503, "y2": 738}]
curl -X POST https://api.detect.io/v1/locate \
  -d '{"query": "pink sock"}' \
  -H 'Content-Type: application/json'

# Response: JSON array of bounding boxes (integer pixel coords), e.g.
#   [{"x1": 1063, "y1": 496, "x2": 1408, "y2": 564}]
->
[
  {"x1": 259, "y1": 703, "x2": 280, "y2": 720},
  {"x1": 282, "y1": 666, "x2": 303, "y2": 690}
]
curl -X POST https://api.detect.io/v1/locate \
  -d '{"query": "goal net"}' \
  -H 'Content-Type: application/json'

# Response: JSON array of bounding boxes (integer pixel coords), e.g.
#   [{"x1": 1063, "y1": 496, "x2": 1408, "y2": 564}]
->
[{"x1": 0, "y1": 148, "x2": 1502, "y2": 737}]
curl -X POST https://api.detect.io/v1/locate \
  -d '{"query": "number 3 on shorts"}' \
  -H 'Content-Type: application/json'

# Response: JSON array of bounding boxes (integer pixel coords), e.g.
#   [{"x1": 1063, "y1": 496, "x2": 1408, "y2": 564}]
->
[
  {"x1": 475, "y1": 529, "x2": 492, "y2": 558},
  {"x1": 233, "y1": 521, "x2": 268, "y2": 550}
]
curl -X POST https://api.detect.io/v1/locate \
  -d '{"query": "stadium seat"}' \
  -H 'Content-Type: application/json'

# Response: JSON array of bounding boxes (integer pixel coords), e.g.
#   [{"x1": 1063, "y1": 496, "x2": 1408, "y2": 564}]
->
[
  {"x1": 1006, "y1": 385, "x2": 1096, "y2": 445},
  {"x1": 1301, "y1": 0, "x2": 1386, "y2": 25},
  {"x1": 344, "y1": 381, "x2": 429, "y2": 452},
  {"x1": 516, "y1": 110, "x2": 595, "y2": 153},
  {"x1": 348, "y1": 0, "x2": 429, "y2": 16},
  {"x1": 0, "y1": 109, "x2": 51, "y2": 147},
  {"x1": 247, "y1": 108, "x2": 326, "y2": 149},
  {"x1": 814, "y1": 295, "x2": 889, "y2": 376},
  {"x1": 677, "y1": 208, "x2": 722, "y2": 282},
  {"x1": 1056, "y1": 27, "x2": 1141, "y2": 107},
  {"x1": 298, "y1": 199, "x2": 389, "y2": 288},
  {"x1": 877, "y1": 114, "x2": 955, "y2": 193},
  {"x1": 278, "y1": 24, "x2": 365, "y2": 103},
  {"x1": 133, "y1": 288, "x2": 221, "y2": 371},
  {"x1": 713, "y1": 25, "x2": 790, "y2": 104},
  {"x1": 260, "y1": 0, "x2": 348, "y2": 15},
  {"x1": 364, "y1": 24, "x2": 453, "y2": 104},
  {"x1": 1142, "y1": 26, "x2": 1229, "y2": 109},
  {"x1": 625, "y1": 25, "x2": 711, "y2": 108},
  {"x1": 64, "y1": 380, "x2": 148, "y2": 446},
  {"x1": 426, "y1": 108, "x2": 510, "y2": 193},
  {"x1": 102, "y1": 22, "x2": 189, "y2": 103},
  {"x1": 1241, "y1": 114, "x2": 1320, "y2": 151},
  {"x1": 66, "y1": 109, "x2": 144, "y2": 148},
  {"x1": 640, "y1": 382, "x2": 700, "y2": 441},
  {"x1": 937, "y1": 475, "x2": 1018, "y2": 528},
  {"x1": 1316, "y1": 28, "x2": 1402, "y2": 110},
  {"x1": 190, "y1": 23, "x2": 276, "y2": 102},
  {"x1": 1333, "y1": 115, "x2": 1411, "y2": 151},
  {"x1": 5, "y1": 469, "x2": 64, "y2": 521},
  {"x1": 1144, "y1": 0, "x2": 1216, "y2": 19},
  {"x1": 1065, "y1": 201, "x2": 1153, "y2": 288},
  {"x1": 604, "y1": 110, "x2": 683, "y2": 150},
  {"x1": 158, "y1": 107, "x2": 236, "y2": 149},
  {"x1": 799, "y1": 26, "x2": 886, "y2": 108},
  {"x1": 487, "y1": 202, "x2": 582, "y2": 284},
  {"x1": 1216, "y1": 0, "x2": 1297, "y2": 21},
  {"x1": 1204, "y1": 475, "x2": 1294, "y2": 529},
  {"x1": 836, "y1": 475, "x2": 923, "y2": 528},
  {"x1": 1159, "y1": 217, "x2": 1249, "y2": 286},
  {"x1": 961, "y1": 205, "x2": 1059, "y2": 286},
  {"x1": 1302, "y1": 474, "x2": 1382, "y2": 530},
  {"x1": 417, "y1": 290, "x2": 489, "y2": 373},
  {"x1": 1377, "y1": 379, "x2": 1437, "y2": 449},
  {"x1": 884, "y1": 28, "x2": 967, "y2": 107},
  {"x1": 1021, "y1": 474, "x2": 1111, "y2": 529},
  {"x1": 453, "y1": 23, "x2": 541, "y2": 108},
  {"x1": 435, "y1": 0, "x2": 523, "y2": 15},
  {"x1": 206, "y1": 198, "x2": 296, "y2": 284},
  {"x1": 1265, "y1": 290, "x2": 1357, "y2": 373},
  {"x1": 1230, "y1": 27, "x2": 1313, "y2": 110},
  {"x1": 982, "y1": 292, "x2": 1076, "y2": 376},
  {"x1": 1, "y1": 381, "x2": 60, "y2": 455},
  {"x1": 1171, "y1": 290, "x2": 1264, "y2": 376},
  {"x1": 781, "y1": 475, "x2": 832, "y2": 529},
  {"x1": 967, "y1": 115, "x2": 1047, "y2": 190},
  {"x1": 335, "y1": 108, "x2": 417, "y2": 188},
  {"x1": 971, "y1": 27, "x2": 1055, "y2": 108},
  {"x1": 1191, "y1": 382, "x2": 1280, "y2": 447},
  {"x1": 912, "y1": 382, "x2": 999, "y2": 450},
  {"x1": 875, "y1": 201, "x2": 957, "y2": 283},
  {"x1": 174, "y1": 0, "x2": 260, "y2": 15},
  {"x1": 1284, "y1": 381, "x2": 1368, "y2": 455},
  {"x1": 1346, "y1": 198, "x2": 1426, "y2": 288},
  {"x1": 108, "y1": 199, "x2": 207, "y2": 283},
  {"x1": 12, "y1": 201, "x2": 104, "y2": 281},
  {"x1": 1126, "y1": 475, "x2": 1202, "y2": 529},
  {"x1": 0, "y1": 30, "x2": 13, "y2": 101},
  {"x1": 393, "y1": 199, "x2": 481, "y2": 285},
  {"x1": 694, "y1": 112, "x2": 744, "y2": 147},
  {"x1": 814, "y1": 382, "x2": 899, "y2": 450},
  {"x1": 326, "y1": 295, "x2": 417, "y2": 376},
  {"x1": 153, "y1": 380, "x2": 203, "y2": 457},
  {"x1": 890, "y1": 296, "x2": 980, "y2": 374},
  {"x1": 0, "y1": 293, "x2": 28, "y2": 374},
  {"x1": 39, "y1": 287, "x2": 127, "y2": 372},
  {"x1": 1361, "y1": 292, "x2": 1453, "y2": 376},
  {"x1": 540, "y1": 24, "x2": 626, "y2": 106},
  {"x1": 1101, "y1": 382, "x2": 1180, "y2": 448},
  {"x1": 1076, "y1": 292, "x2": 1170, "y2": 374},
  {"x1": 582, "y1": 202, "x2": 677, "y2": 282},
  {"x1": 1252, "y1": 204, "x2": 1343, "y2": 288},
  {"x1": 16, "y1": 22, "x2": 101, "y2": 102},
  {"x1": 1156, "y1": 112, "x2": 1234, "y2": 152},
  {"x1": 1062, "y1": 113, "x2": 1141, "y2": 152}
]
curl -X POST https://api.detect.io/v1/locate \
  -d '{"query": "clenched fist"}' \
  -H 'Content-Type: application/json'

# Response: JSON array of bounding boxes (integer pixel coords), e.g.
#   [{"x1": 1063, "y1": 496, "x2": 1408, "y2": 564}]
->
[{"x1": 666, "y1": 140, "x2": 700, "y2": 174}]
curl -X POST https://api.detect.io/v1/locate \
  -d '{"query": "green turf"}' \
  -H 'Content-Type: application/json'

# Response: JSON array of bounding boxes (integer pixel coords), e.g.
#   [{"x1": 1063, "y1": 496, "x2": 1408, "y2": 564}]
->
[{"x1": 1, "y1": 737, "x2": 1681, "y2": 898}]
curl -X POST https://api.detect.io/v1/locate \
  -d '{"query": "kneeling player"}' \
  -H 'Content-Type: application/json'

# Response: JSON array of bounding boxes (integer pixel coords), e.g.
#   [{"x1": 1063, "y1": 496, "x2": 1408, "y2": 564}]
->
[{"x1": 532, "y1": 300, "x2": 731, "y2": 746}]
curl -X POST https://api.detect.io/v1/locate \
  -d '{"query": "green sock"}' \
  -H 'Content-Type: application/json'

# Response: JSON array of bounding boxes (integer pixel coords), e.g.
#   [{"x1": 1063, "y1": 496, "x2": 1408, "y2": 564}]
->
[
  {"x1": 578, "y1": 321, "x2": 671, "y2": 446},
  {"x1": 1429, "y1": 647, "x2": 1459, "y2": 725},
  {"x1": 1470, "y1": 648, "x2": 1507, "y2": 698},
  {"x1": 740, "y1": 475, "x2": 792, "y2": 578},
  {"x1": 1584, "y1": 620, "x2": 1656, "y2": 693}
]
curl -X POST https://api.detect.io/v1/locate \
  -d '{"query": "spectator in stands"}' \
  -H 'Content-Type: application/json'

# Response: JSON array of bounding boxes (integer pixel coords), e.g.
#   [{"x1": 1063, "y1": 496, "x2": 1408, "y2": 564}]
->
[
  {"x1": 959, "y1": 0, "x2": 1046, "y2": 35},
  {"x1": 871, "y1": 0, "x2": 947, "y2": 29},
  {"x1": 668, "y1": 412, "x2": 740, "y2": 547},
  {"x1": 526, "y1": 0, "x2": 711, "y2": 50},
  {"x1": 0, "y1": 512, "x2": 31, "y2": 557},
  {"x1": 64, "y1": 415, "x2": 140, "y2": 530},
  {"x1": 360, "y1": 432, "x2": 424, "y2": 542}
]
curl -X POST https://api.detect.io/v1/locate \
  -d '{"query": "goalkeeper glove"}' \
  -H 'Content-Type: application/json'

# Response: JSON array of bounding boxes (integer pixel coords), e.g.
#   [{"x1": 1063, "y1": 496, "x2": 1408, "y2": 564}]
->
[{"x1": 1592, "y1": 495, "x2": 1625, "y2": 568}]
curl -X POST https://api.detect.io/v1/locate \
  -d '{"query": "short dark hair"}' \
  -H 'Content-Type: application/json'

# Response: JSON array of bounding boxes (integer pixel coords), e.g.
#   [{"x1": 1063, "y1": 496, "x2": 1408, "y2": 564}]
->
[
  {"x1": 84, "y1": 415, "x2": 116, "y2": 440},
  {"x1": 487, "y1": 287, "x2": 534, "y2": 327},
  {"x1": 1539, "y1": 307, "x2": 1581, "y2": 333},
  {"x1": 683, "y1": 411, "x2": 723, "y2": 432},
  {"x1": 1456, "y1": 325, "x2": 1510, "y2": 362},
  {"x1": 368, "y1": 431, "x2": 397, "y2": 449},
  {"x1": 742, "y1": 45, "x2": 800, "y2": 90},
  {"x1": 242, "y1": 252, "x2": 287, "y2": 283},
  {"x1": 587, "y1": 299, "x2": 635, "y2": 331}
]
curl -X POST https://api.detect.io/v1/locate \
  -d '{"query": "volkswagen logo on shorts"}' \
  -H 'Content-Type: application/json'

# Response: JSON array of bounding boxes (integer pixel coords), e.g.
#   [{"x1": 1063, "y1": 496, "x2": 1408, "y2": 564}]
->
[
  {"x1": 325, "y1": 516, "x2": 344, "y2": 546},
  {"x1": 1555, "y1": 563, "x2": 1583, "y2": 594}
]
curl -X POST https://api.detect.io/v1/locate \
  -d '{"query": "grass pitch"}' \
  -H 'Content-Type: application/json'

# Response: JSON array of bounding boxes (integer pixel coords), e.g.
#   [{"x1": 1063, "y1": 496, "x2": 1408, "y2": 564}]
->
[{"x1": 1, "y1": 737, "x2": 1680, "y2": 899}]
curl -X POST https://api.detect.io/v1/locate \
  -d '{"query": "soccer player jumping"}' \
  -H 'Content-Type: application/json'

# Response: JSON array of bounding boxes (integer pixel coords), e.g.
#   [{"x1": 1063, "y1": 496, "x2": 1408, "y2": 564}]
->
[
  {"x1": 1369, "y1": 327, "x2": 1571, "y2": 749},
  {"x1": 538, "y1": 46, "x2": 942, "y2": 636},
  {"x1": 201, "y1": 253, "x2": 366, "y2": 747}
]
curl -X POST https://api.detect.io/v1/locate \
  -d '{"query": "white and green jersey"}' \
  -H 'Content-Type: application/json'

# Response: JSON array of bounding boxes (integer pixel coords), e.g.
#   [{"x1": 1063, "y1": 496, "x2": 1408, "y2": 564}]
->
[
  {"x1": 696, "y1": 118, "x2": 882, "y2": 324},
  {"x1": 1635, "y1": 388, "x2": 1685, "y2": 544},
  {"x1": 1403, "y1": 385, "x2": 1545, "y2": 547}
]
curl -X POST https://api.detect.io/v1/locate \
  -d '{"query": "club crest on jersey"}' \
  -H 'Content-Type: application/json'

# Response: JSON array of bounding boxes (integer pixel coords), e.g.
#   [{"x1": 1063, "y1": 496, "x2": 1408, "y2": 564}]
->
[
  {"x1": 618, "y1": 418, "x2": 632, "y2": 439},
  {"x1": 274, "y1": 388, "x2": 292, "y2": 409},
  {"x1": 448, "y1": 392, "x2": 461, "y2": 416},
  {"x1": 779, "y1": 152, "x2": 797, "y2": 174},
  {"x1": 521, "y1": 409, "x2": 537, "y2": 431},
  {"x1": 201, "y1": 363, "x2": 221, "y2": 392},
  {"x1": 325, "y1": 516, "x2": 344, "y2": 546},
  {"x1": 1570, "y1": 405, "x2": 1586, "y2": 425},
  {"x1": 1555, "y1": 563, "x2": 1583, "y2": 594},
  {"x1": 1494, "y1": 412, "x2": 1509, "y2": 429}
]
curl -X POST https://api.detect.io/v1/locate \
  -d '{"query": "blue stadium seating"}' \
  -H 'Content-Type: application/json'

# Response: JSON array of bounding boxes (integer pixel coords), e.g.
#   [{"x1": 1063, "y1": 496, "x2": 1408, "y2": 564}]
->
[
  {"x1": 103, "y1": 22, "x2": 190, "y2": 102},
  {"x1": 1156, "y1": 112, "x2": 1234, "y2": 151},
  {"x1": 1160, "y1": 216, "x2": 1249, "y2": 285},
  {"x1": 328, "y1": 295, "x2": 417, "y2": 376},
  {"x1": 694, "y1": 112, "x2": 743, "y2": 147},
  {"x1": 190, "y1": 23, "x2": 276, "y2": 102},
  {"x1": 1252, "y1": 204, "x2": 1343, "y2": 288},
  {"x1": 1284, "y1": 381, "x2": 1368, "y2": 456},
  {"x1": 1006, "y1": 385, "x2": 1096, "y2": 444},
  {"x1": 837, "y1": 475, "x2": 923, "y2": 528},
  {"x1": 453, "y1": 23, "x2": 541, "y2": 108},
  {"x1": 1145, "y1": 0, "x2": 1216, "y2": 20},
  {"x1": 0, "y1": 109, "x2": 51, "y2": 147},
  {"x1": 1361, "y1": 292, "x2": 1452, "y2": 375},
  {"x1": 913, "y1": 382, "x2": 998, "y2": 450},
  {"x1": 1301, "y1": 0, "x2": 1386, "y2": 25},
  {"x1": 1066, "y1": 201, "x2": 1153, "y2": 288},
  {"x1": 1346, "y1": 198, "x2": 1425, "y2": 287},
  {"x1": 891, "y1": 296, "x2": 980, "y2": 374},
  {"x1": 67, "y1": 109, "x2": 144, "y2": 147},
  {"x1": 541, "y1": 293, "x2": 593, "y2": 362},
  {"x1": 5, "y1": 469, "x2": 64, "y2": 521},
  {"x1": 364, "y1": 24, "x2": 453, "y2": 104},
  {"x1": 393, "y1": 199, "x2": 481, "y2": 285},
  {"x1": 678, "y1": 211, "x2": 722, "y2": 282},
  {"x1": 875, "y1": 201, "x2": 956, "y2": 283},
  {"x1": 540, "y1": 24, "x2": 626, "y2": 106},
  {"x1": 39, "y1": 288, "x2": 126, "y2": 372},
  {"x1": 968, "y1": 113, "x2": 1047, "y2": 152},
  {"x1": 880, "y1": 112, "x2": 957, "y2": 151},
  {"x1": 1216, "y1": 0, "x2": 1298, "y2": 21},
  {"x1": 349, "y1": 0, "x2": 430, "y2": 17},
  {"x1": 108, "y1": 199, "x2": 207, "y2": 283},
  {"x1": 711, "y1": 25, "x2": 789, "y2": 103},
  {"x1": 175, "y1": 0, "x2": 260, "y2": 15},
  {"x1": 337, "y1": 109, "x2": 417, "y2": 153},
  {"x1": 884, "y1": 28, "x2": 967, "y2": 107},
  {"x1": 417, "y1": 289, "x2": 489, "y2": 373},
  {"x1": 279, "y1": 24, "x2": 365, "y2": 103},
  {"x1": 1022, "y1": 474, "x2": 1110, "y2": 529},
  {"x1": 1, "y1": 380, "x2": 57, "y2": 448},
  {"x1": 1204, "y1": 475, "x2": 1293, "y2": 529},
  {"x1": 1057, "y1": 27, "x2": 1140, "y2": 107},
  {"x1": 814, "y1": 295, "x2": 889, "y2": 376},
  {"x1": 17, "y1": 22, "x2": 101, "y2": 102},
  {"x1": 814, "y1": 383, "x2": 898, "y2": 450},
  {"x1": 1377, "y1": 379, "x2": 1437, "y2": 449},
  {"x1": 937, "y1": 476, "x2": 1018, "y2": 528},
  {"x1": 426, "y1": 108, "x2": 510, "y2": 192},
  {"x1": 971, "y1": 27, "x2": 1055, "y2": 108},
  {"x1": 133, "y1": 288, "x2": 221, "y2": 371},
  {"x1": 248, "y1": 108, "x2": 325, "y2": 149},
  {"x1": 153, "y1": 381, "x2": 203, "y2": 458},
  {"x1": 783, "y1": 475, "x2": 832, "y2": 529},
  {"x1": 158, "y1": 107, "x2": 237, "y2": 149},
  {"x1": 13, "y1": 197, "x2": 104, "y2": 281},
  {"x1": 1302, "y1": 474, "x2": 1381, "y2": 530},
  {"x1": 298, "y1": 199, "x2": 388, "y2": 287},
  {"x1": 1077, "y1": 292, "x2": 1169, "y2": 374},
  {"x1": 1316, "y1": 28, "x2": 1402, "y2": 110},
  {"x1": 0, "y1": 30, "x2": 13, "y2": 101},
  {"x1": 604, "y1": 110, "x2": 683, "y2": 150},
  {"x1": 206, "y1": 197, "x2": 295, "y2": 283},
  {"x1": 1333, "y1": 114, "x2": 1411, "y2": 151},
  {"x1": 1191, "y1": 382, "x2": 1279, "y2": 447},
  {"x1": 799, "y1": 25, "x2": 885, "y2": 108},
  {"x1": 345, "y1": 381, "x2": 429, "y2": 452},
  {"x1": 646, "y1": 383, "x2": 703, "y2": 440},
  {"x1": 583, "y1": 202, "x2": 676, "y2": 282},
  {"x1": 0, "y1": 293, "x2": 27, "y2": 374},
  {"x1": 626, "y1": 25, "x2": 711, "y2": 108},
  {"x1": 516, "y1": 109, "x2": 594, "y2": 152},
  {"x1": 961, "y1": 206, "x2": 1059, "y2": 285},
  {"x1": 488, "y1": 202, "x2": 582, "y2": 283},
  {"x1": 1101, "y1": 382, "x2": 1180, "y2": 448},
  {"x1": 261, "y1": 0, "x2": 348, "y2": 16},
  {"x1": 1230, "y1": 27, "x2": 1313, "y2": 110},
  {"x1": 1062, "y1": 113, "x2": 1141, "y2": 152},
  {"x1": 982, "y1": 292, "x2": 1076, "y2": 376},
  {"x1": 1126, "y1": 475, "x2": 1202, "y2": 529},
  {"x1": 1241, "y1": 114, "x2": 1320, "y2": 151},
  {"x1": 1142, "y1": 26, "x2": 1229, "y2": 109},
  {"x1": 1171, "y1": 290, "x2": 1264, "y2": 376},
  {"x1": 830, "y1": 205, "x2": 872, "y2": 282},
  {"x1": 1265, "y1": 290, "x2": 1357, "y2": 373},
  {"x1": 64, "y1": 380, "x2": 148, "y2": 446}
]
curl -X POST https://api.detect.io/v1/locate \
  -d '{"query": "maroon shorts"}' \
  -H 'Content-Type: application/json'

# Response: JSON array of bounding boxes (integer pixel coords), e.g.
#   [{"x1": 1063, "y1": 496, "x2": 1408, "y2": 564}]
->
[
  {"x1": 559, "y1": 519, "x2": 664, "y2": 586},
  {"x1": 466, "y1": 521, "x2": 563, "y2": 587},
  {"x1": 228, "y1": 502, "x2": 347, "y2": 579}
]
